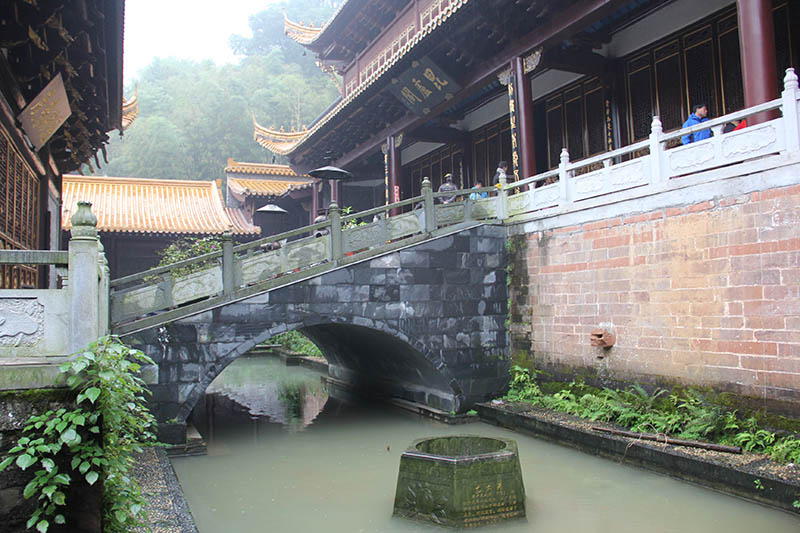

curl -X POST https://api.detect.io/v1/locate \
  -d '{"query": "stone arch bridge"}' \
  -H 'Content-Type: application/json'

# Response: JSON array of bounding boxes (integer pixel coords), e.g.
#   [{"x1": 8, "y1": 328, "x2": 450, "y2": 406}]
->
[{"x1": 126, "y1": 224, "x2": 510, "y2": 423}]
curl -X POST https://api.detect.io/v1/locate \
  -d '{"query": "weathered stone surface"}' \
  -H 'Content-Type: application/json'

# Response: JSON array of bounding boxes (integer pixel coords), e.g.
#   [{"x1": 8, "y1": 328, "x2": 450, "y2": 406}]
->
[
  {"x1": 393, "y1": 436, "x2": 525, "y2": 528},
  {"x1": 130, "y1": 226, "x2": 510, "y2": 422}
]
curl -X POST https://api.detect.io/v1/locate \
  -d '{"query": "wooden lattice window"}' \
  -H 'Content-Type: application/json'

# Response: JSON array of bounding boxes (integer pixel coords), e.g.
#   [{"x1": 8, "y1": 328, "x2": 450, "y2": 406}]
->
[
  {"x1": 544, "y1": 78, "x2": 609, "y2": 169},
  {"x1": 0, "y1": 124, "x2": 40, "y2": 289}
]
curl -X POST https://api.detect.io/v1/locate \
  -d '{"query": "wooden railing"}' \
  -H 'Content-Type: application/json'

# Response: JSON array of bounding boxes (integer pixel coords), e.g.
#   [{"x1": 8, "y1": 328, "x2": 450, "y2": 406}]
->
[{"x1": 109, "y1": 68, "x2": 800, "y2": 335}]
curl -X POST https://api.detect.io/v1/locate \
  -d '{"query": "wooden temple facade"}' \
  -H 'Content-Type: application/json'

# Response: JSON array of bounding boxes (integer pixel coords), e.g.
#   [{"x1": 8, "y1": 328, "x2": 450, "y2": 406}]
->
[
  {"x1": 254, "y1": 0, "x2": 798, "y2": 210},
  {"x1": 0, "y1": 1, "x2": 132, "y2": 288}
]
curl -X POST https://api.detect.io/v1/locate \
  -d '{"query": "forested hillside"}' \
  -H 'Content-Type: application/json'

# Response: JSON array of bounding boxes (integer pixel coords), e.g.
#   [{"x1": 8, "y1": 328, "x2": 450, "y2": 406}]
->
[{"x1": 93, "y1": 0, "x2": 340, "y2": 181}]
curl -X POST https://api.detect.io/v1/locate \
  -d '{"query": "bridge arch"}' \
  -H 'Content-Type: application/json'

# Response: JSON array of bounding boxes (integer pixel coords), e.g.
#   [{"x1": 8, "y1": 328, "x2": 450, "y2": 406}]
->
[
  {"x1": 175, "y1": 317, "x2": 462, "y2": 422},
  {"x1": 131, "y1": 225, "x2": 510, "y2": 429}
]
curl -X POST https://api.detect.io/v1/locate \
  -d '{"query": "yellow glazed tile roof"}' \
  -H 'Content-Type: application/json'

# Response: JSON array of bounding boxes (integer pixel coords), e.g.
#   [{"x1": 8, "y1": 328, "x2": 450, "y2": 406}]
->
[
  {"x1": 255, "y1": 0, "x2": 471, "y2": 156},
  {"x1": 62, "y1": 175, "x2": 260, "y2": 236},
  {"x1": 224, "y1": 158, "x2": 308, "y2": 177},
  {"x1": 228, "y1": 177, "x2": 313, "y2": 198}
]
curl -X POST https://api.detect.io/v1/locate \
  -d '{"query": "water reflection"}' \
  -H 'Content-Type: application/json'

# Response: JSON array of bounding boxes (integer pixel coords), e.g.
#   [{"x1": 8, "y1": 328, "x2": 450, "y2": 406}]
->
[{"x1": 192, "y1": 356, "x2": 328, "y2": 441}]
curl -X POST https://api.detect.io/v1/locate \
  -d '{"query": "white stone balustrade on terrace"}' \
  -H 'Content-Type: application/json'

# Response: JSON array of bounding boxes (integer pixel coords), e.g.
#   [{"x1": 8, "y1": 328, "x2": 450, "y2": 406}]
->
[{"x1": 2, "y1": 68, "x2": 800, "y2": 358}]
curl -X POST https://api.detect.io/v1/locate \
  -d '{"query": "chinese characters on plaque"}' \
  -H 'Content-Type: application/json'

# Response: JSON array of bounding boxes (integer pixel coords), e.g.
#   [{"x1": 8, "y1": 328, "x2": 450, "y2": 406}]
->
[
  {"x1": 17, "y1": 73, "x2": 72, "y2": 151},
  {"x1": 389, "y1": 57, "x2": 461, "y2": 115}
]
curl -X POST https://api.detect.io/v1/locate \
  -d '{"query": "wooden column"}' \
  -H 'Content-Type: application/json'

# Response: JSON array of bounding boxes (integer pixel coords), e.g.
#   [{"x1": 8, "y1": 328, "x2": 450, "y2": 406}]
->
[
  {"x1": 388, "y1": 134, "x2": 402, "y2": 216},
  {"x1": 511, "y1": 57, "x2": 536, "y2": 181},
  {"x1": 737, "y1": 0, "x2": 778, "y2": 124}
]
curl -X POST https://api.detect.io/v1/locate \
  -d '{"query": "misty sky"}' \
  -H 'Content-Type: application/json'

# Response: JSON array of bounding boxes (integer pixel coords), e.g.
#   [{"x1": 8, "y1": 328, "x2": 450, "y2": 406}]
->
[{"x1": 123, "y1": 0, "x2": 279, "y2": 83}]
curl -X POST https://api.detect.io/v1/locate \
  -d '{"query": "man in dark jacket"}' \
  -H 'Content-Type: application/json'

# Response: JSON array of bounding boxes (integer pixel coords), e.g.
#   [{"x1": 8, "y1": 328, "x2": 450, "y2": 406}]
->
[{"x1": 681, "y1": 104, "x2": 711, "y2": 144}]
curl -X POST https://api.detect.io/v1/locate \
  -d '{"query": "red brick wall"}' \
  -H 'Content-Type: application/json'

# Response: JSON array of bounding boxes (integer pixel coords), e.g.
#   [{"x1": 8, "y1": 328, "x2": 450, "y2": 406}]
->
[{"x1": 510, "y1": 184, "x2": 800, "y2": 406}]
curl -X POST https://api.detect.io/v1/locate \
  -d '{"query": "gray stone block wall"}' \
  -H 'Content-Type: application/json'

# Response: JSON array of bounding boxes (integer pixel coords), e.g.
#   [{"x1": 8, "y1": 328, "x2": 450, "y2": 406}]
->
[{"x1": 129, "y1": 224, "x2": 510, "y2": 422}]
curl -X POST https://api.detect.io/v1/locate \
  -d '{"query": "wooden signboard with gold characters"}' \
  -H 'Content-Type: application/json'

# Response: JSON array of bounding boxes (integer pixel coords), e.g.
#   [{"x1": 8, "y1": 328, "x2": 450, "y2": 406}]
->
[
  {"x1": 17, "y1": 73, "x2": 72, "y2": 152},
  {"x1": 389, "y1": 56, "x2": 461, "y2": 115}
]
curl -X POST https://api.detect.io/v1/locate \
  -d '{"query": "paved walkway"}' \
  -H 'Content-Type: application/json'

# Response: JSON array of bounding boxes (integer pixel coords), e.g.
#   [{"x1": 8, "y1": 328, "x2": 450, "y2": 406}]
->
[{"x1": 132, "y1": 447, "x2": 198, "y2": 533}]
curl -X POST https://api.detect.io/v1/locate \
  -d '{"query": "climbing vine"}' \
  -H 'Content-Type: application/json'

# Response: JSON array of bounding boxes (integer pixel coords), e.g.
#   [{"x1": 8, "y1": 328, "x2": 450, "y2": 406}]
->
[{"x1": 0, "y1": 336, "x2": 156, "y2": 532}]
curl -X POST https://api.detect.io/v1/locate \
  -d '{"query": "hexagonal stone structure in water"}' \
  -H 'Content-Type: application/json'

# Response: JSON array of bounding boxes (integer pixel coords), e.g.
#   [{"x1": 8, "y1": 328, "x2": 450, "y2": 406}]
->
[{"x1": 393, "y1": 436, "x2": 526, "y2": 528}]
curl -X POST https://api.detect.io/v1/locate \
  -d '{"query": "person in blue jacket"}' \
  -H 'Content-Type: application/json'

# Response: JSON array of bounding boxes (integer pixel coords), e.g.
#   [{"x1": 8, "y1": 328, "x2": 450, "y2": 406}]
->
[{"x1": 681, "y1": 103, "x2": 711, "y2": 144}]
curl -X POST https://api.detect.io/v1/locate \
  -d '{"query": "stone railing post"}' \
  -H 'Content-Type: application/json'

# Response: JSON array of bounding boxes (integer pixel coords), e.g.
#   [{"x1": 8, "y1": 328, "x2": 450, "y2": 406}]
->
[
  {"x1": 558, "y1": 148, "x2": 571, "y2": 204},
  {"x1": 97, "y1": 239, "x2": 110, "y2": 337},
  {"x1": 222, "y1": 229, "x2": 234, "y2": 295},
  {"x1": 329, "y1": 202, "x2": 343, "y2": 260},
  {"x1": 781, "y1": 68, "x2": 800, "y2": 154},
  {"x1": 497, "y1": 172, "x2": 508, "y2": 220},
  {"x1": 68, "y1": 201, "x2": 100, "y2": 352},
  {"x1": 421, "y1": 177, "x2": 436, "y2": 232},
  {"x1": 649, "y1": 116, "x2": 665, "y2": 184}
]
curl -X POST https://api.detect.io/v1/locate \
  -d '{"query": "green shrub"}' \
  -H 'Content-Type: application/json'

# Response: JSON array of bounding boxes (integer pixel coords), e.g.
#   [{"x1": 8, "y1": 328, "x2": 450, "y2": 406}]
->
[
  {"x1": 501, "y1": 366, "x2": 800, "y2": 464},
  {"x1": 154, "y1": 236, "x2": 223, "y2": 277},
  {"x1": 268, "y1": 330, "x2": 322, "y2": 357},
  {"x1": 0, "y1": 336, "x2": 156, "y2": 532}
]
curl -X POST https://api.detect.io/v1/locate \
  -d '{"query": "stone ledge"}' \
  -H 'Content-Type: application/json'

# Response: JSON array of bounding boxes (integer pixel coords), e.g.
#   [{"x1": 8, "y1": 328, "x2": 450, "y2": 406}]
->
[
  {"x1": 476, "y1": 403, "x2": 800, "y2": 515},
  {"x1": 0, "y1": 360, "x2": 68, "y2": 391}
]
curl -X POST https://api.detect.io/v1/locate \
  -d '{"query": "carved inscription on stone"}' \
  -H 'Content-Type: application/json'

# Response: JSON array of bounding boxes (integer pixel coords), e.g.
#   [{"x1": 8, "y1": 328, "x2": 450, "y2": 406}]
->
[{"x1": 0, "y1": 299, "x2": 44, "y2": 347}]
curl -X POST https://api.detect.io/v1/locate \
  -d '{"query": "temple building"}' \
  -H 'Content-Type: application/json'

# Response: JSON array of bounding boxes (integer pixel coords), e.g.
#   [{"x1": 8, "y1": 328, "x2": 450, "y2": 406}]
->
[
  {"x1": 61, "y1": 175, "x2": 260, "y2": 279},
  {"x1": 254, "y1": 0, "x2": 797, "y2": 210},
  {"x1": 1, "y1": 1, "x2": 127, "y2": 288},
  {"x1": 223, "y1": 158, "x2": 316, "y2": 234}
]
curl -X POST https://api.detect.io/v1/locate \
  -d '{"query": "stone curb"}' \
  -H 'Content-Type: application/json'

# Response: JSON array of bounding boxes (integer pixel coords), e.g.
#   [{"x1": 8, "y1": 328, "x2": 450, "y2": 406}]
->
[{"x1": 475, "y1": 403, "x2": 800, "y2": 515}]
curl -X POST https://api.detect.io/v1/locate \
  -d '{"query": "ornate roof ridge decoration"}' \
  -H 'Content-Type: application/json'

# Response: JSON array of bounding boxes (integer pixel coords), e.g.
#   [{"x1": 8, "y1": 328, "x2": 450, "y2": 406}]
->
[
  {"x1": 282, "y1": 1, "x2": 355, "y2": 47},
  {"x1": 283, "y1": 10, "x2": 325, "y2": 45},
  {"x1": 256, "y1": 0, "x2": 471, "y2": 157},
  {"x1": 253, "y1": 116, "x2": 312, "y2": 156},
  {"x1": 121, "y1": 85, "x2": 139, "y2": 131},
  {"x1": 61, "y1": 174, "x2": 260, "y2": 235},
  {"x1": 225, "y1": 158, "x2": 310, "y2": 177}
]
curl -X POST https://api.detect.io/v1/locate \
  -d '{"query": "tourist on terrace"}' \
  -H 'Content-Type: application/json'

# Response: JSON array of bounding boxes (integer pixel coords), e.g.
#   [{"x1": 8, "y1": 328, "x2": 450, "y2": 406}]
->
[
  {"x1": 469, "y1": 182, "x2": 488, "y2": 200},
  {"x1": 492, "y1": 161, "x2": 508, "y2": 186},
  {"x1": 437, "y1": 173, "x2": 458, "y2": 204},
  {"x1": 723, "y1": 119, "x2": 747, "y2": 133},
  {"x1": 681, "y1": 104, "x2": 712, "y2": 144}
]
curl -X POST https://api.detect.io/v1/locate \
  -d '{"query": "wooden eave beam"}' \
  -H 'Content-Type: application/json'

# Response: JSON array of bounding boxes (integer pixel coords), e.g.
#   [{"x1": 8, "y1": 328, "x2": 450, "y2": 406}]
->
[
  {"x1": 541, "y1": 48, "x2": 610, "y2": 77},
  {"x1": 408, "y1": 126, "x2": 470, "y2": 144},
  {"x1": 308, "y1": 0, "x2": 631, "y2": 169}
]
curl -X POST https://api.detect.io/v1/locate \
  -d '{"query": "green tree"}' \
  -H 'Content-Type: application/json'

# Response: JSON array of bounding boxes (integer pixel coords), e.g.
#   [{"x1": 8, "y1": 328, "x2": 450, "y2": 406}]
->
[{"x1": 92, "y1": 3, "x2": 340, "y2": 181}]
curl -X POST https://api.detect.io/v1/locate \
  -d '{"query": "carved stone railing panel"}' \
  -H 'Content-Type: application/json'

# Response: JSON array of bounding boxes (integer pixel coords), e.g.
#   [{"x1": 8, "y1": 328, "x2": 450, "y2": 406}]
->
[
  {"x1": 532, "y1": 183, "x2": 560, "y2": 211},
  {"x1": 344, "y1": 221, "x2": 386, "y2": 253},
  {"x1": 0, "y1": 298, "x2": 44, "y2": 348},
  {"x1": 284, "y1": 236, "x2": 329, "y2": 270},
  {"x1": 470, "y1": 197, "x2": 497, "y2": 220},
  {"x1": 0, "y1": 292, "x2": 69, "y2": 357},
  {"x1": 435, "y1": 203, "x2": 466, "y2": 224},
  {"x1": 507, "y1": 189, "x2": 534, "y2": 217},
  {"x1": 240, "y1": 248, "x2": 286, "y2": 285},
  {"x1": 572, "y1": 159, "x2": 649, "y2": 202},
  {"x1": 112, "y1": 285, "x2": 165, "y2": 324},
  {"x1": 387, "y1": 212, "x2": 423, "y2": 240},
  {"x1": 170, "y1": 268, "x2": 222, "y2": 306}
]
